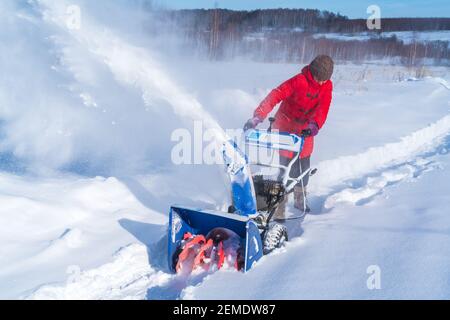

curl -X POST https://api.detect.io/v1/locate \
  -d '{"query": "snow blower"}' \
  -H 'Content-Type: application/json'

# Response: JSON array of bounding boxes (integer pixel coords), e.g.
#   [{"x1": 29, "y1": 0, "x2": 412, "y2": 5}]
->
[{"x1": 168, "y1": 118, "x2": 313, "y2": 274}]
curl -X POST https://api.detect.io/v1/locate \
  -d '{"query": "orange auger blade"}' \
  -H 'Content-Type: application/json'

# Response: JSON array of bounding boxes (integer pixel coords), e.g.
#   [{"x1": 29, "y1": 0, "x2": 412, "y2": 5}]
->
[
  {"x1": 216, "y1": 241, "x2": 225, "y2": 270},
  {"x1": 193, "y1": 239, "x2": 214, "y2": 270},
  {"x1": 175, "y1": 234, "x2": 206, "y2": 273},
  {"x1": 183, "y1": 232, "x2": 193, "y2": 240},
  {"x1": 176, "y1": 229, "x2": 243, "y2": 274}
]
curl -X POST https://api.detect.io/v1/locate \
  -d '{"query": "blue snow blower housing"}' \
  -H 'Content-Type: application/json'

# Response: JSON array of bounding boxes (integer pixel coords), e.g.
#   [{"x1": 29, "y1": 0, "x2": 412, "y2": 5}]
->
[{"x1": 168, "y1": 207, "x2": 262, "y2": 272}]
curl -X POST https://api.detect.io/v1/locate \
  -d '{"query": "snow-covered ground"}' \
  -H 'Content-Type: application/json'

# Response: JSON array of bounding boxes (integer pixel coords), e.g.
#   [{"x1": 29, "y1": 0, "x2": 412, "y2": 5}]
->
[{"x1": 1, "y1": 0, "x2": 450, "y2": 300}]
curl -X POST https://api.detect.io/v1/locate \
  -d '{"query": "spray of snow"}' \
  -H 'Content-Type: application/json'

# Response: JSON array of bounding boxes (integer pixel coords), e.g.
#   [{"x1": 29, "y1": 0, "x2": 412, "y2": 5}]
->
[
  {"x1": 37, "y1": 0, "x2": 233, "y2": 153},
  {"x1": 0, "y1": 0, "x2": 243, "y2": 175}
]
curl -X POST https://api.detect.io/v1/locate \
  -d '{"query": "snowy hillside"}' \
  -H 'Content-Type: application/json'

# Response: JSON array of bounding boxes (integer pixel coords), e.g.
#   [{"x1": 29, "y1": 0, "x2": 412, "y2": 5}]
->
[{"x1": 0, "y1": 0, "x2": 449, "y2": 300}]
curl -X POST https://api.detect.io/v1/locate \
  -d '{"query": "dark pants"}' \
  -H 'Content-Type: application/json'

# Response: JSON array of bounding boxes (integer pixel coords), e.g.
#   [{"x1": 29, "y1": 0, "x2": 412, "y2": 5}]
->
[{"x1": 280, "y1": 156, "x2": 311, "y2": 187}]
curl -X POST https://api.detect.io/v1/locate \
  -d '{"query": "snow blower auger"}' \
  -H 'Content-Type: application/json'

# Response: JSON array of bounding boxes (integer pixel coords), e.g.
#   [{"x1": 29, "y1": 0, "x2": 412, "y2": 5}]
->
[{"x1": 168, "y1": 118, "x2": 313, "y2": 274}]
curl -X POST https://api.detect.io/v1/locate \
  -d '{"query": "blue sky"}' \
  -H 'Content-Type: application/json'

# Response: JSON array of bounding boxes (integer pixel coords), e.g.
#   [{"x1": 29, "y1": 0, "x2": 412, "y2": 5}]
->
[{"x1": 158, "y1": 0, "x2": 450, "y2": 18}]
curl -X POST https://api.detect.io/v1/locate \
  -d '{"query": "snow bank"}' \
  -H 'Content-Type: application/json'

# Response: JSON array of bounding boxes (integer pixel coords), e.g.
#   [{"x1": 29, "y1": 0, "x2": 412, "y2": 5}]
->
[
  {"x1": 314, "y1": 111, "x2": 450, "y2": 193},
  {"x1": 0, "y1": 172, "x2": 166, "y2": 299},
  {"x1": 27, "y1": 244, "x2": 171, "y2": 300}
]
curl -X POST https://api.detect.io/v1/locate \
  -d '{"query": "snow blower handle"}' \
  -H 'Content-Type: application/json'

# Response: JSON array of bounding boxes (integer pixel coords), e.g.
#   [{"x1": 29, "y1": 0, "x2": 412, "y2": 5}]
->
[
  {"x1": 300, "y1": 129, "x2": 312, "y2": 137},
  {"x1": 268, "y1": 117, "x2": 276, "y2": 133}
]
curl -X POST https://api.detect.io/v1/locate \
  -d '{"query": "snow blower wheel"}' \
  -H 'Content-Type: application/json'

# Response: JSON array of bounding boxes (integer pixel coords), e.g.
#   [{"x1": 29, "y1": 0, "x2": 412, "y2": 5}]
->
[{"x1": 263, "y1": 223, "x2": 288, "y2": 254}]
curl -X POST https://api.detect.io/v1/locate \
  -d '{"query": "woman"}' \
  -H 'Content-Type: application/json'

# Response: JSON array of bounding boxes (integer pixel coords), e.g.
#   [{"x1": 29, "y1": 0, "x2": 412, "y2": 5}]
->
[{"x1": 244, "y1": 55, "x2": 334, "y2": 218}]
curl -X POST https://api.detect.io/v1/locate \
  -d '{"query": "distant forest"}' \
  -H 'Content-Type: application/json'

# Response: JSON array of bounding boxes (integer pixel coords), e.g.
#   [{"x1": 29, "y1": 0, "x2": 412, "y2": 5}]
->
[{"x1": 147, "y1": 8, "x2": 450, "y2": 65}]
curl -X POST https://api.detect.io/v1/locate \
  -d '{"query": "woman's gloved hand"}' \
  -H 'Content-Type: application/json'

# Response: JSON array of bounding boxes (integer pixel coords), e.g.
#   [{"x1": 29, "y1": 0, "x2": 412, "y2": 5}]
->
[
  {"x1": 301, "y1": 121, "x2": 319, "y2": 137},
  {"x1": 243, "y1": 116, "x2": 263, "y2": 131}
]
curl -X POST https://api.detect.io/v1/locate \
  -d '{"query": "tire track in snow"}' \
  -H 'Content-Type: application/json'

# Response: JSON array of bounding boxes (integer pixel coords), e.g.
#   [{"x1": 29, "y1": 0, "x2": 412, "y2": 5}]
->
[
  {"x1": 322, "y1": 147, "x2": 446, "y2": 209},
  {"x1": 431, "y1": 77, "x2": 450, "y2": 90},
  {"x1": 312, "y1": 78, "x2": 450, "y2": 209},
  {"x1": 313, "y1": 112, "x2": 450, "y2": 194}
]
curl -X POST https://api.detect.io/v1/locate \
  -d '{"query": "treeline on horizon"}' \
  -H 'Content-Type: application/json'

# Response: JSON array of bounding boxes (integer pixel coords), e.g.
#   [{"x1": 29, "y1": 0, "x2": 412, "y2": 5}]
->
[{"x1": 147, "y1": 7, "x2": 450, "y2": 65}]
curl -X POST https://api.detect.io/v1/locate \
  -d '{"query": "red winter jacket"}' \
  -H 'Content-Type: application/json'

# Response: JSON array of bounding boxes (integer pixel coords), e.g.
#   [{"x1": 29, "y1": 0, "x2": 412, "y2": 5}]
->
[{"x1": 254, "y1": 66, "x2": 333, "y2": 158}]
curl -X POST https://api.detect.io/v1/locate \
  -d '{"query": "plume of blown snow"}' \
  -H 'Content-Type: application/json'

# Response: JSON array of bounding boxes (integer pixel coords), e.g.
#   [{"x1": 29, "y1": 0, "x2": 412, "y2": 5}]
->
[{"x1": 0, "y1": 0, "x2": 229, "y2": 175}]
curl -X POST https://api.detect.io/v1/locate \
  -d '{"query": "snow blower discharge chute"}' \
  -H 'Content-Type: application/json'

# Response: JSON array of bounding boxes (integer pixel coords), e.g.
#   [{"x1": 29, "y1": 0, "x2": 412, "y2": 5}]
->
[{"x1": 168, "y1": 118, "x2": 314, "y2": 274}]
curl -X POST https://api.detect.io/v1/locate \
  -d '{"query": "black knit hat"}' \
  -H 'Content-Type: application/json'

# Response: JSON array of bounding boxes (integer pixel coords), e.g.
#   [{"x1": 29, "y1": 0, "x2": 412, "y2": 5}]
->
[{"x1": 309, "y1": 55, "x2": 334, "y2": 81}]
